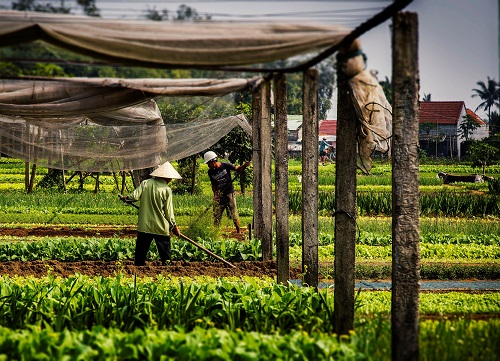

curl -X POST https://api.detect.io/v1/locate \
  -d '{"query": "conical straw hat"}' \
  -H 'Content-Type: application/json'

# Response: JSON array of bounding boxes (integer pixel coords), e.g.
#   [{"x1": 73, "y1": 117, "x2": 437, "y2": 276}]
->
[{"x1": 150, "y1": 162, "x2": 182, "y2": 179}]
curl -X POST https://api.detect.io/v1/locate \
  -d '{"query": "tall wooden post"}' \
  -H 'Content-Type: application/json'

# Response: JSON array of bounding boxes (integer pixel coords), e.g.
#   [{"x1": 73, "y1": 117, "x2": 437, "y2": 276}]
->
[
  {"x1": 24, "y1": 123, "x2": 30, "y2": 191},
  {"x1": 302, "y1": 68, "x2": 319, "y2": 287},
  {"x1": 274, "y1": 73, "x2": 290, "y2": 284},
  {"x1": 252, "y1": 81, "x2": 273, "y2": 260},
  {"x1": 333, "y1": 49, "x2": 358, "y2": 334},
  {"x1": 392, "y1": 11, "x2": 420, "y2": 361},
  {"x1": 252, "y1": 86, "x2": 262, "y2": 241}
]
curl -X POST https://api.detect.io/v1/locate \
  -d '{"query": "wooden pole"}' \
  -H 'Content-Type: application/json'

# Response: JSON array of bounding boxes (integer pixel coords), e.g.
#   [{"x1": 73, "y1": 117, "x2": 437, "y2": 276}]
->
[
  {"x1": 391, "y1": 11, "x2": 420, "y2": 361},
  {"x1": 274, "y1": 73, "x2": 290, "y2": 284},
  {"x1": 252, "y1": 84, "x2": 263, "y2": 242},
  {"x1": 301, "y1": 68, "x2": 319, "y2": 287},
  {"x1": 27, "y1": 163, "x2": 36, "y2": 194},
  {"x1": 333, "y1": 48, "x2": 358, "y2": 334},
  {"x1": 191, "y1": 156, "x2": 197, "y2": 195},
  {"x1": 252, "y1": 81, "x2": 273, "y2": 261},
  {"x1": 24, "y1": 123, "x2": 30, "y2": 191},
  {"x1": 260, "y1": 81, "x2": 273, "y2": 261}
]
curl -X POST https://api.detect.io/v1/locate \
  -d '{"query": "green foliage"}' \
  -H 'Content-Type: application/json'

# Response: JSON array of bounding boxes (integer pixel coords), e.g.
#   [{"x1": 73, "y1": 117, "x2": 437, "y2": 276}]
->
[
  {"x1": 467, "y1": 141, "x2": 500, "y2": 174},
  {"x1": 488, "y1": 177, "x2": 500, "y2": 195},
  {"x1": 458, "y1": 114, "x2": 480, "y2": 141},
  {"x1": 171, "y1": 156, "x2": 203, "y2": 195},
  {"x1": 0, "y1": 235, "x2": 261, "y2": 263},
  {"x1": 288, "y1": 190, "x2": 500, "y2": 217},
  {"x1": 183, "y1": 207, "x2": 220, "y2": 243},
  {"x1": 379, "y1": 76, "x2": 392, "y2": 104}
]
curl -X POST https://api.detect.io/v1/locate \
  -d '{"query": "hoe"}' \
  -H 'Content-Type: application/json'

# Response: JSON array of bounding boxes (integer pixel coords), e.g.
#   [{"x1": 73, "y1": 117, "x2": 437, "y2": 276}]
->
[{"x1": 119, "y1": 195, "x2": 236, "y2": 268}]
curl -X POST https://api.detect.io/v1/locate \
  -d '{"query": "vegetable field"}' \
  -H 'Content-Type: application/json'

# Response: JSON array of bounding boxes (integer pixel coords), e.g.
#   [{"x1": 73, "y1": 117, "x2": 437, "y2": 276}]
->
[{"x1": 0, "y1": 157, "x2": 499, "y2": 360}]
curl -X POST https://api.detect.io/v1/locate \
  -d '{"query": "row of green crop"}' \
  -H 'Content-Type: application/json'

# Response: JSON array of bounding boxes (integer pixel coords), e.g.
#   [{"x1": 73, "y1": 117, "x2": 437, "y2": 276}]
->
[
  {"x1": 290, "y1": 191, "x2": 500, "y2": 217},
  {"x1": 2, "y1": 214, "x2": 500, "y2": 237},
  {"x1": 0, "y1": 318, "x2": 498, "y2": 360},
  {"x1": 289, "y1": 231, "x2": 500, "y2": 246},
  {"x1": 0, "y1": 275, "x2": 498, "y2": 332},
  {"x1": 0, "y1": 275, "x2": 497, "y2": 359},
  {"x1": 309, "y1": 244, "x2": 500, "y2": 261},
  {"x1": 1, "y1": 189, "x2": 499, "y2": 218},
  {"x1": 0, "y1": 235, "x2": 498, "y2": 263},
  {"x1": 2, "y1": 157, "x2": 499, "y2": 194}
]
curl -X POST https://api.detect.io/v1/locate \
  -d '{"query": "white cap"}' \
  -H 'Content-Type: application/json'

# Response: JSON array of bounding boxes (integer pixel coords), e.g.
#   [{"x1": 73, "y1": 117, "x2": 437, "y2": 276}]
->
[
  {"x1": 203, "y1": 151, "x2": 218, "y2": 163},
  {"x1": 150, "y1": 162, "x2": 182, "y2": 179}
]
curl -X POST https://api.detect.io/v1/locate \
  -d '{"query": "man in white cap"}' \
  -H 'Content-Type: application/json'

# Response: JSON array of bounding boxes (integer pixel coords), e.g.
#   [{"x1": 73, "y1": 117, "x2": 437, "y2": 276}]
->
[
  {"x1": 203, "y1": 151, "x2": 250, "y2": 234},
  {"x1": 121, "y1": 161, "x2": 182, "y2": 266}
]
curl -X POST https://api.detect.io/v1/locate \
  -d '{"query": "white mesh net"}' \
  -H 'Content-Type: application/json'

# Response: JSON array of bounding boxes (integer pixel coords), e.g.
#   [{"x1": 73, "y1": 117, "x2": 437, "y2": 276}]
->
[{"x1": 0, "y1": 77, "x2": 256, "y2": 172}]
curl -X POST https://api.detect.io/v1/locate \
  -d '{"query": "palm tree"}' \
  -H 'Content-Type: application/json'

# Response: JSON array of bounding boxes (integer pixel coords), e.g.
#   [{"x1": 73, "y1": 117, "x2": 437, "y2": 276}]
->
[{"x1": 471, "y1": 77, "x2": 500, "y2": 124}]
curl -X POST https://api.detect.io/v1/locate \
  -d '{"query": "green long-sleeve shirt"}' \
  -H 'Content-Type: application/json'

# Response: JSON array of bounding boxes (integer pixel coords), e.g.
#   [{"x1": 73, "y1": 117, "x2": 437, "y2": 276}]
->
[{"x1": 126, "y1": 178, "x2": 177, "y2": 236}]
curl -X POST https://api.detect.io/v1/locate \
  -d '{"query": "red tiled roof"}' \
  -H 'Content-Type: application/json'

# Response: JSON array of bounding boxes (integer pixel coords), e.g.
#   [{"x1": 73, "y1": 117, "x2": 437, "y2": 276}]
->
[
  {"x1": 466, "y1": 108, "x2": 487, "y2": 125},
  {"x1": 319, "y1": 119, "x2": 337, "y2": 135},
  {"x1": 419, "y1": 101, "x2": 465, "y2": 125}
]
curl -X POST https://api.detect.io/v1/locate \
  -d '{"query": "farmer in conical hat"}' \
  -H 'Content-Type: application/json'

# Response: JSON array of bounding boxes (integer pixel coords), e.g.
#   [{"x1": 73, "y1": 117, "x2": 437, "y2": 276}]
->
[{"x1": 121, "y1": 161, "x2": 182, "y2": 266}]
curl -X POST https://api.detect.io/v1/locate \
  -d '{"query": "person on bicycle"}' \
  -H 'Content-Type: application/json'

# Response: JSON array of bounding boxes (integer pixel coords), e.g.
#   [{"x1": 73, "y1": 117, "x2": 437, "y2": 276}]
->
[{"x1": 319, "y1": 137, "x2": 332, "y2": 165}]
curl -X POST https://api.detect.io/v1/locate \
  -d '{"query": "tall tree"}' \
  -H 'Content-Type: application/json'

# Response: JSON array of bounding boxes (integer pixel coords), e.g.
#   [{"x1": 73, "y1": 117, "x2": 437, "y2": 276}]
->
[
  {"x1": 145, "y1": 7, "x2": 169, "y2": 21},
  {"x1": 467, "y1": 141, "x2": 499, "y2": 175},
  {"x1": 284, "y1": 57, "x2": 336, "y2": 120},
  {"x1": 471, "y1": 76, "x2": 500, "y2": 125},
  {"x1": 145, "y1": 4, "x2": 211, "y2": 21},
  {"x1": 12, "y1": 0, "x2": 70, "y2": 13},
  {"x1": 76, "y1": 0, "x2": 100, "y2": 17},
  {"x1": 12, "y1": 0, "x2": 100, "y2": 16},
  {"x1": 457, "y1": 114, "x2": 480, "y2": 141}
]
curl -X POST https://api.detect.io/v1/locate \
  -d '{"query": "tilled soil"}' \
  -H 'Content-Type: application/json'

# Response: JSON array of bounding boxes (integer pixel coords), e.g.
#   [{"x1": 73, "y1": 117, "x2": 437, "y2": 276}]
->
[
  {"x1": 2, "y1": 225, "x2": 137, "y2": 238},
  {"x1": 0, "y1": 226, "x2": 301, "y2": 278},
  {"x1": 0, "y1": 259, "x2": 304, "y2": 279}
]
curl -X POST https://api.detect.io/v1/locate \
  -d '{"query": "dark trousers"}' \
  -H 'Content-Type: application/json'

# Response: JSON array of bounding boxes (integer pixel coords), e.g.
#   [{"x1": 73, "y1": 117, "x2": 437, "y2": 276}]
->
[{"x1": 135, "y1": 231, "x2": 171, "y2": 266}]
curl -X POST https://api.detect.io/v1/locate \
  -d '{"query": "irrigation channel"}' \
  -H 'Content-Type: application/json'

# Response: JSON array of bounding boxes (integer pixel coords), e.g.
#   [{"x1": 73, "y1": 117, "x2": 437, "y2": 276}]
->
[{"x1": 289, "y1": 280, "x2": 500, "y2": 291}]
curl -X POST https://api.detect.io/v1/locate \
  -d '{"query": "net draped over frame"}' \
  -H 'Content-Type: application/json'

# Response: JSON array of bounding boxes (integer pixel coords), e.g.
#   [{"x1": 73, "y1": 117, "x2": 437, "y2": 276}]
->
[
  {"x1": 342, "y1": 52, "x2": 392, "y2": 174},
  {"x1": 0, "y1": 77, "x2": 257, "y2": 172},
  {"x1": 0, "y1": 11, "x2": 351, "y2": 67}
]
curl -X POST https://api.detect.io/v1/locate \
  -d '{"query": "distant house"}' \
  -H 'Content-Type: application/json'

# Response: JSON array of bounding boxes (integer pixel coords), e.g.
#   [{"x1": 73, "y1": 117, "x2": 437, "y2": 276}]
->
[
  {"x1": 286, "y1": 115, "x2": 303, "y2": 141},
  {"x1": 284, "y1": 115, "x2": 303, "y2": 158},
  {"x1": 418, "y1": 101, "x2": 488, "y2": 159},
  {"x1": 283, "y1": 117, "x2": 338, "y2": 158},
  {"x1": 319, "y1": 120, "x2": 337, "y2": 147}
]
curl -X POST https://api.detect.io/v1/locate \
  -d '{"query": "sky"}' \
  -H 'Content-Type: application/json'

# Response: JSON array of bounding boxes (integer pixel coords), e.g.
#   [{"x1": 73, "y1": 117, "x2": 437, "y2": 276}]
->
[
  {"x1": 360, "y1": 0, "x2": 498, "y2": 119},
  {"x1": 1, "y1": 0, "x2": 497, "y2": 119}
]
